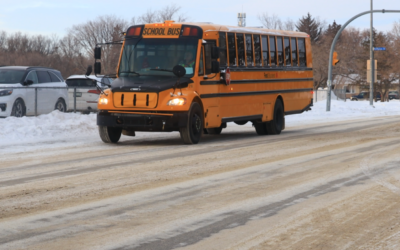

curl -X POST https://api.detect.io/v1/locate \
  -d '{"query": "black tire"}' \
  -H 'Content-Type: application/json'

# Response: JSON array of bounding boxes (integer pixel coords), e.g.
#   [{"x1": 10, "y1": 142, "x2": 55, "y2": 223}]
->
[
  {"x1": 207, "y1": 127, "x2": 223, "y2": 135},
  {"x1": 55, "y1": 99, "x2": 67, "y2": 112},
  {"x1": 254, "y1": 122, "x2": 268, "y2": 135},
  {"x1": 179, "y1": 102, "x2": 203, "y2": 144},
  {"x1": 99, "y1": 126, "x2": 122, "y2": 143},
  {"x1": 11, "y1": 99, "x2": 26, "y2": 117},
  {"x1": 266, "y1": 99, "x2": 284, "y2": 135}
]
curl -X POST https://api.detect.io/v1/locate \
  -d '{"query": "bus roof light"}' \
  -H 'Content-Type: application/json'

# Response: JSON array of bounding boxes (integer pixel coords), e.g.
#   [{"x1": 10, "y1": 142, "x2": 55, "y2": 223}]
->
[
  {"x1": 190, "y1": 28, "x2": 198, "y2": 36},
  {"x1": 182, "y1": 27, "x2": 200, "y2": 37},
  {"x1": 182, "y1": 27, "x2": 191, "y2": 36},
  {"x1": 127, "y1": 27, "x2": 142, "y2": 36}
]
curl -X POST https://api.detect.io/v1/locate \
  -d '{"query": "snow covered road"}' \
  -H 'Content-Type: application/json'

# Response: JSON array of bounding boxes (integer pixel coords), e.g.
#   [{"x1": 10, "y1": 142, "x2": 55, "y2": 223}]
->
[{"x1": 1, "y1": 100, "x2": 400, "y2": 249}]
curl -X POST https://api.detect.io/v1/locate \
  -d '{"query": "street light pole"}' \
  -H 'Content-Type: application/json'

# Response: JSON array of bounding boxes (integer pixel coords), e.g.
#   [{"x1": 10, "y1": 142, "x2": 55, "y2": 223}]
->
[{"x1": 370, "y1": 0, "x2": 374, "y2": 106}]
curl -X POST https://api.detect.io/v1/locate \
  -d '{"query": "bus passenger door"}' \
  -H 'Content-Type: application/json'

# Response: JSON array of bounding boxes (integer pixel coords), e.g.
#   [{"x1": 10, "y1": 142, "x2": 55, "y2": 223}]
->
[{"x1": 202, "y1": 40, "x2": 221, "y2": 128}]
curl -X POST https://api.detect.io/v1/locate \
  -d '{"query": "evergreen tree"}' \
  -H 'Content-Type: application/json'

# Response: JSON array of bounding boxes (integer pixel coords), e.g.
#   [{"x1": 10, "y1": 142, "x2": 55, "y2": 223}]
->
[
  {"x1": 296, "y1": 13, "x2": 322, "y2": 43},
  {"x1": 325, "y1": 20, "x2": 342, "y2": 37}
]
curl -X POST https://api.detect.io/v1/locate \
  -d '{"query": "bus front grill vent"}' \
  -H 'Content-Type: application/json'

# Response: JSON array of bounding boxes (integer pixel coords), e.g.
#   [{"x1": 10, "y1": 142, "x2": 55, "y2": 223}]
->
[
  {"x1": 121, "y1": 94, "x2": 124, "y2": 106},
  {"x1": 133, "y1": 94, "x2": 136, "y2": 106},
  {"x1": 146, "y1": 94, "x2": 149, "y2": 106}
]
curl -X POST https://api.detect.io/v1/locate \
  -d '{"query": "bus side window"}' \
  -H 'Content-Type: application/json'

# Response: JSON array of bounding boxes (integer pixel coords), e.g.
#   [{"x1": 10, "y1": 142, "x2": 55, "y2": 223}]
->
[
  {"x1": 284, "y1": 37, "x2": 291, "y2": 66},
  {"x1": 236, "y1": 33, "x2": 245, "y2": 66},
  {"x1": 277, "y1": 36, "x2": 283, "y2": 66},
  {"x1": 227, "y1": 33, "x2": 237, "y2": 66},
  {"x1": 199, "y1": 47, "x2": 204, "y2": 76},
  {"x1": 269, "y1": 36, "x2": 276, "y2": 66},
  {"x1": 291, "y1": 38, "x2": 298, "y2": 66},
  {"x1": 245, "y1": 34, "x2": 253, "y2": 66},
  {"x1": 254, "y1": 35, "x2": 262, "y2": 66},
  {"x1": 298, "y1": 38, "x2": 307, "y2": 67},
  {"x1": 261, "y1": 35, "x2": 269, "y2": 66},
  {"x1": 219, "y1": 32, "x2": 227, "y2": 67}
]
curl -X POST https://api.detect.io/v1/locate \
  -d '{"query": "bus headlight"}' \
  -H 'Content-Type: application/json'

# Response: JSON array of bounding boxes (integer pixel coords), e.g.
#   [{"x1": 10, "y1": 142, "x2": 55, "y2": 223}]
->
[
  {"x1": 99, "y1": 97, "x2": 108, "y2": 105},
  {"x1": 167, "y1": 98, "x2": 186, "y2": 106},
  {"x1": 0, "y1": 90, "x2": 12, "y2": 97}
]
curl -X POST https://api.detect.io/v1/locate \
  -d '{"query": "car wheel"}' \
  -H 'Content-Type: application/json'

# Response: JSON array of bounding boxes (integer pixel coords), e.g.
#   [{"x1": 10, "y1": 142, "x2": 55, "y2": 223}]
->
[
  {"x1": 11, "y1": 99, "x2": 26, "y2": 117},
  {"x1": 179, "y1": 102, "x2": 203, "y2": 144},
  {"x1": 55, "y1": 99, "x2": 66, "y2": 112}
]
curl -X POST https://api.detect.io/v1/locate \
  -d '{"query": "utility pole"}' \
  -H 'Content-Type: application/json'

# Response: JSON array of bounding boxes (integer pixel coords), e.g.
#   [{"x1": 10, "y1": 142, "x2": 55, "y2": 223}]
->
[{"x1": 369, "y1": 0, "x2": 374, "y2": 105}]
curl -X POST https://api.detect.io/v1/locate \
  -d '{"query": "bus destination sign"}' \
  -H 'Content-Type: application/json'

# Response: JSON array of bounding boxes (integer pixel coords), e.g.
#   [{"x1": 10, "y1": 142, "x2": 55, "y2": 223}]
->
[{"x1": 143, "y1": 28, "x2": 180, "y2": 36}]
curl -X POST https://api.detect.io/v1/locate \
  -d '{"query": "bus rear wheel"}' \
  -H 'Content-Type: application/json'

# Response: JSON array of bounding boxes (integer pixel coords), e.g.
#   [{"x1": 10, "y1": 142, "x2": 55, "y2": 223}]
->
[
  {"x1": 99, "y1": 126, "x2": 122, "y2": 143},
  {"x1": 266, "y1": 99, "x2": 284, "y2": 135},
  {"x1": 179, "y1": 102, "x2": 203, "y2": 144}
]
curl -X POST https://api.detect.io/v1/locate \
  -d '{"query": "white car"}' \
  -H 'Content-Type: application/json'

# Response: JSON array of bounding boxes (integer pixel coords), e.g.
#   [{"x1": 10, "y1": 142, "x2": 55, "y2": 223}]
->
[
  {"x1": 0, "y1": 66, "x2": 68, "y2": 117},
  {"x1": 66, "y1": 75, "x2": 112, "y2": 113}
]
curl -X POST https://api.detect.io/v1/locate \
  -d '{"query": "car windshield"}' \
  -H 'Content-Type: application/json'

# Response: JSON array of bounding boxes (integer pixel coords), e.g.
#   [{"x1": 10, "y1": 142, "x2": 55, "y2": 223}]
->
[
  {"x1": 0, "y1": 69, "x2": 25, "y2": 84},
  {"x1": 119, "y1": 38, "x2": 198, "y2": 78}
]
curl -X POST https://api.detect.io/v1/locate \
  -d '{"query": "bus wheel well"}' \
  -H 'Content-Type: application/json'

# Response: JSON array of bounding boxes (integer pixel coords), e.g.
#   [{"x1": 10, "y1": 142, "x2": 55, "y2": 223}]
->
[{"x1": 191, "y1": 96, "x2": 205, "y2": 126}]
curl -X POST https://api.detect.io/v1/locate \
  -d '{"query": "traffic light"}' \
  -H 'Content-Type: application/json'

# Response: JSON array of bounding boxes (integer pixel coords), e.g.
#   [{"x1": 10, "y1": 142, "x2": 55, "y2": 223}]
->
[{"x1": 332, "y1": 51, "x2": 340, "y2": 66}]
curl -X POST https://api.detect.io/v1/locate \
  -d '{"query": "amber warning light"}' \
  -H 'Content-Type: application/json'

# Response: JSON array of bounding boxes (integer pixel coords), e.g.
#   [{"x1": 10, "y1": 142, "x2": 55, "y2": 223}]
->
[
  {"x1": 127, "y1": 27, "x2": 142, "y2": 36},
  {"x1": 182, "y1": 27, "x2": 199, "y2": 36}
]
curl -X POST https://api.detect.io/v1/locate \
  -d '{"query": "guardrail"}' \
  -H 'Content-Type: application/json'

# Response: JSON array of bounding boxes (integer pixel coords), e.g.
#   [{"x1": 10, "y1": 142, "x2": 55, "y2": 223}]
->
[{"x1": 0, "y1": 86, "x2": 104, "y2": 116}]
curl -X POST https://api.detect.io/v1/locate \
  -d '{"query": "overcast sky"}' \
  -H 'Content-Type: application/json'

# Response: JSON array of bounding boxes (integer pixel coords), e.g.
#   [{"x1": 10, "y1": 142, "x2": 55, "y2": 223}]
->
[{"x1": 1, "y1": 0, "x2": 400, "y2": 37}]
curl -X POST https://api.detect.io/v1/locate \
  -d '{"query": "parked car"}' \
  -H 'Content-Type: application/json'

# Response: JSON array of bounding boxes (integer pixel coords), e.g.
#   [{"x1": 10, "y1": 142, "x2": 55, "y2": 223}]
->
[
  {"x1": 389, "y1": 91, "x2": 399, "y2": 100},
  {"x1": 0, "y1": 66, "x2": 68, "y2": 117},
  {"x1": 66, "y1": 75, "x2": 113, "y2": 113},
  {"x1": 350, "y1": 92, "x2": 367, "y2": 101},
  {"x1": 350, "y1": 91, "x2": 381, "y2": 101}
]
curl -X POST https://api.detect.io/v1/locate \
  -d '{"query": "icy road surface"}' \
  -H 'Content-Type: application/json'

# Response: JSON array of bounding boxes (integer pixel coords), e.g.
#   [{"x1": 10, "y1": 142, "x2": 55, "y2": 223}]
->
[{"x1": 1, "y1": 100, "x2": 400, "y2": 249}]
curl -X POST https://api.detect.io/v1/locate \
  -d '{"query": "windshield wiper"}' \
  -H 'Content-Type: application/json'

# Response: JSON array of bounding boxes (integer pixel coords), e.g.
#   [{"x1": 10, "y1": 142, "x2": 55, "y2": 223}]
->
[
  {"x1": 150, "y1": 68, "x2": 172, "y2": 72},
  {"x1": 119, "y1": 71, "x2": 140, "y2": 76}
]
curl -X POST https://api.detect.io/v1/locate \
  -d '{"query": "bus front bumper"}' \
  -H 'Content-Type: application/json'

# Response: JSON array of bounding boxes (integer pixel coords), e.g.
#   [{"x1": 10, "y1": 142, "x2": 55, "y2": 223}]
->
[{"x1": 97, "y1": 111, "x2": 188, "y2": 132}]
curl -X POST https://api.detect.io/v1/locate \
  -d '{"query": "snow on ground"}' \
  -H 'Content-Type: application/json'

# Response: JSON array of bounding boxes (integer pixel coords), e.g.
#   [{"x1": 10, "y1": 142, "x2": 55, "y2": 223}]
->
[{"x1": 0, "y1": 100, "x2": 399, "y2": 147}]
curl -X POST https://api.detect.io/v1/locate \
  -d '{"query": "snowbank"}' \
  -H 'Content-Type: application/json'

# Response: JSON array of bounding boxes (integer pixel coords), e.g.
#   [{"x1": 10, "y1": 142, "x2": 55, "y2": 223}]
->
[{"x1": 0, "y1": 100, "x2": 399, "y2": 146}]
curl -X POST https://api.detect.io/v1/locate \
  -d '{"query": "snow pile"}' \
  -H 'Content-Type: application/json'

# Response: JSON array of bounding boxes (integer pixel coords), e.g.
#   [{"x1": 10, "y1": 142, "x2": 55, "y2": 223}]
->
[
  {"x1": 286, "y1": 99, "x2": 400, "y2": 126},
  {"x1": 0, "y1": 111, "x2": 97, "y2": 145},
  {"x1": 0, "y1": 100, "x2": 399, "y2": 146}
]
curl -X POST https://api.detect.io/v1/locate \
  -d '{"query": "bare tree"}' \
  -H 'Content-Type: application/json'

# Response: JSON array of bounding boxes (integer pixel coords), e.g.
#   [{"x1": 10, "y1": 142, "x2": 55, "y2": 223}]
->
[
  {"x1": 258, "y1": 13, "x2": 283, "y2": 30},
  {"x1": 137, "y1": 4, "x2": 188, "y2": 24},
  {"x1": 68, "y1": 15, "x2": 128, "y2": 75}
]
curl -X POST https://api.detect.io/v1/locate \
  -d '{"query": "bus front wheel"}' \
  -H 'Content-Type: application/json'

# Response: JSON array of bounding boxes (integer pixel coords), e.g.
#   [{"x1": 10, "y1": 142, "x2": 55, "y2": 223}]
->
[
  {"x1": 180, "y1": 102, "x2": 203, "y2": 144},
  {"x1": 99, "y1": 126, "x2": 122, "y2": 143}
]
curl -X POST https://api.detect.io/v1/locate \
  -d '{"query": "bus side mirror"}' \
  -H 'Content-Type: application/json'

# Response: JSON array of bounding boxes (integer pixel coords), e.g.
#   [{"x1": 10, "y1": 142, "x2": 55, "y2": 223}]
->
[
  {"x1": 85, "y1": 65, "x2": 92, "y2": 76},
  {"x1": 94, "y1": 47, "x2": 101, "y2": 60},
  {"x1": 211, "y1": 61, "x2": 220, "y2": 73},
  {"x1": 211, "y1": 46, "x2": 220, "y2": 59},
  {"x1": 94, "y1": 62, "x2": 101, "y2": 75}
]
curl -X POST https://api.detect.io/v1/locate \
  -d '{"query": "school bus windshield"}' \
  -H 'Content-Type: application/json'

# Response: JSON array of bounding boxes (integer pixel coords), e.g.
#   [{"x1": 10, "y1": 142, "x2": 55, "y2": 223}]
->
[{"x1": 119, "y1": 38, "x2": 198, "y2": 78}]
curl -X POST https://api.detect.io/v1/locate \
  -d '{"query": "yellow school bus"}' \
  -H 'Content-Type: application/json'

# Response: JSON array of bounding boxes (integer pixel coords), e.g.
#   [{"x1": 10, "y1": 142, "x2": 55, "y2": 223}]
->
[{"x1": 95, "y1": 21, "x2": 313, "y2": 144}]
